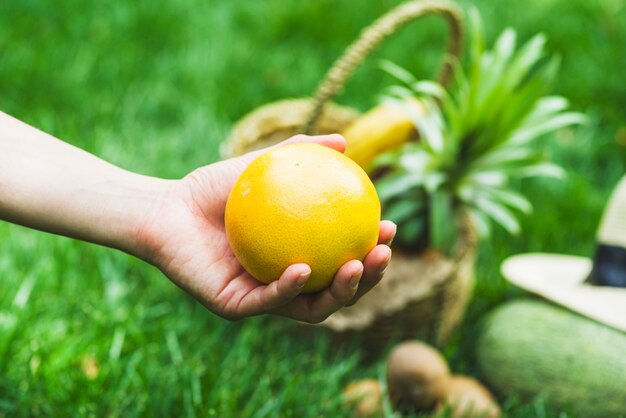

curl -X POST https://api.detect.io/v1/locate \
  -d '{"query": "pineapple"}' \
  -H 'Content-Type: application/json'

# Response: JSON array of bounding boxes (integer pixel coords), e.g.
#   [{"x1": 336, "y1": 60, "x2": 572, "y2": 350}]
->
[{"x1": 373, "y1": 9, "x2": 586, "y2": 252}]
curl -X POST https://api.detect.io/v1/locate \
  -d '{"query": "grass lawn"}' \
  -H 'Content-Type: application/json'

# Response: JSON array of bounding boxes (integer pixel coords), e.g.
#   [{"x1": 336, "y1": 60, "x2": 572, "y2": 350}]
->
[{"x1": 1, "y1": 0, "x2": 625, "y2": 416}]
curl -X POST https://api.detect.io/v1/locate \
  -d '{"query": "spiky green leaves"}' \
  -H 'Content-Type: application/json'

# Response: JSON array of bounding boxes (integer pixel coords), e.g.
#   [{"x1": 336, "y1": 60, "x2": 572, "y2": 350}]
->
[{"x1": 374, "y1": 8, "x2": 586, "y2": 251}]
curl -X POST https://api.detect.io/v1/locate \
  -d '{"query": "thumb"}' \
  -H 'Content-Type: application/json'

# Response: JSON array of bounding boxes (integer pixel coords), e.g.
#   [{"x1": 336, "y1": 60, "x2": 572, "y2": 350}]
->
[
  {"x1": 237, "y1": 134, "x2": 347, "y2": 166},
  {"x1": 193, "y1": 134, "x2": 347, "y2": 199}
]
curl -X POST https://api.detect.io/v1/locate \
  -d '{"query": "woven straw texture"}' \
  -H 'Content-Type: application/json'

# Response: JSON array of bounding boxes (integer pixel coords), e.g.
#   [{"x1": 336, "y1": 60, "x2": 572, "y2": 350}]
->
[
  {"x1": 317, "y1": 217, "x2": 476, "y2": 353},
  {"x1": 222, "y1": 99, "x2": 360, "y2": 158}
]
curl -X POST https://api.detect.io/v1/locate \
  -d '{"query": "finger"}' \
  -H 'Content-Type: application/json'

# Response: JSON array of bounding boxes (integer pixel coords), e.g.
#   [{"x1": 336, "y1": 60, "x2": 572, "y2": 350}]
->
[
  {"x1": 238, "y1": 134, "x2": 347, "y2": 166},
  {"x1": 347, "y1": 244, "x2": 391, "y2": 306},
  {"x1": 292, "y1": 260, "x2": 364, "y2": 323},
  {"x1": 282, "y1": 133, "x2": 346, "y2": 153},
  {"x1": 190, "y1": 134, "x2": 349, "y2": 208},
  {"x1": 378, "y1": 220, "x2": 397, "y2": 246},
  {"x1": 235, "y1": 264, "x2": 311, "y2": 317}
]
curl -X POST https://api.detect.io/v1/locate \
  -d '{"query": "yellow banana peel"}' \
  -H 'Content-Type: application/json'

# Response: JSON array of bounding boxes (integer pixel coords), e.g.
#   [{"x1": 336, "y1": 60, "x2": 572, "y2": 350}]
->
[{"x1": 341, "y1": 98, "x2": 422, "y2": 171}]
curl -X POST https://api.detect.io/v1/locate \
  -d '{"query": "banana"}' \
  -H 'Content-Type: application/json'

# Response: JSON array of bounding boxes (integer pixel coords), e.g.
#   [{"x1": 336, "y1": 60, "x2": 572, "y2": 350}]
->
[{"x1": 342, "y1": 98, "x2": 422, "y2": 170}]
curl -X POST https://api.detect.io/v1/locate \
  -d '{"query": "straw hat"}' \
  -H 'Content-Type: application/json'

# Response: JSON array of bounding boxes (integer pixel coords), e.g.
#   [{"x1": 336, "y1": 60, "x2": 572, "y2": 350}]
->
[{"x1": 501, "y1": 175, "x2": 626, "y2": 332}]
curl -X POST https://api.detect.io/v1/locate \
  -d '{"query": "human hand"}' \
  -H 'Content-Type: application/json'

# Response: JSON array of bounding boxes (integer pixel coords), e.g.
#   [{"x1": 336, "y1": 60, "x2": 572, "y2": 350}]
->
[
  {"x1": 0, "y1": 113, "x2": 394, "y2": 322},
  {"x1": 136, "y1": 134, "x2": 396, "y2": 322}
]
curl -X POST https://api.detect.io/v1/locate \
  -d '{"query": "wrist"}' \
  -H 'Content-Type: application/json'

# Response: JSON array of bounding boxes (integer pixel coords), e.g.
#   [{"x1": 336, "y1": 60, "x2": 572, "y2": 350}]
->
[
  {"x1": 103, "y1": 171, "x2": 178, "y2": 259},
  {"x1": 0, "y1": 110, "x2": 181, "y2": 258}
]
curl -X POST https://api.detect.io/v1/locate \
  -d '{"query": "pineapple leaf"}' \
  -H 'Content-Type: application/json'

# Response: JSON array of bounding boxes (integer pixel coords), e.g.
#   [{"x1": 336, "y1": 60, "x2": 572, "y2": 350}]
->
[
  {"x1": 465, "y1": 171, "x2": 507, "y2": 188},
  {"x1": 509, "y1": 112, "x2": 587, "y2": 144},
  {"x1": 446, "y1": 58, "x2": 469, "y2": 127},
  {"x1": 511, "y1": 162, "x2": 566, "y2": 178},
  {"x1": 470, "y1": 147, "x2": 537, "y2": 171},
  {"x1": 371, "y1": 150, "x2": 399, "y2": 168},
  {"x1": 379, "y1": 60, "x2": 418, "y2": 86},
  {"x1": 430, "y1": 191, "x2": 456, "y2": 251},
  {"x1": 525, "y1": 96, "x2": 571, "y2": 123},
  {"x1": 478, "y1": 188, "x2": 533, "y2": 214},
  {"x1": 467, "y1": 7, "x2": 485, "y2": 114},
  {"x1": 468, "y1": 208, "x2": 492, "y2": 239},
  {"x1": 468, "y1": 7, "x2": 485, "y2": 63},
  {"x1": 375, "y1": 171, "x2": 425, "y2": 200},
  {"x1": 398, "y1": 155, "x2": 423, "y2": 172},
  {"x1": 396, "y1": 217, "x2": 426, "y2": 247},
  {"x1": 495, "y1": 28, "x2": 517, "y2": 60},
  {"x1": 380, "y1": 85, "x2": 415, "y2": 100},
  {"x1": 384, "y1": 198, "x2": 424, "y2": 225},
  {"x1": 478, "y1": 28, "x2": 517, "y2": 105},
  {"x1": 473, "y1": 197, "x2": 521, "y2": 235},
  {"x1": 500, "y1": 34, "x2": 547, "y2": 91},
  {"x1": 423, "y1": 172, "x2": 447, "y2": 193},
  {"x1": 399, "y1": 148, "x2": 430, "y2": 173},
  {"x1": 389, "y1": 97, "x2": 445, "y2": 154},
  {"x1": 374, "y1": 10, "x2": 581, "y2": 249},
  {"x1": 411, "y1": 80, "x2": 448, "y2": 100}
]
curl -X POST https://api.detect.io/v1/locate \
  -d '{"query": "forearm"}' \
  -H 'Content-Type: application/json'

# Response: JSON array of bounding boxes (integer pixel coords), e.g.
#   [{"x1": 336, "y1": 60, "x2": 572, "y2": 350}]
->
[{"x1": 0, "y1": 111, "x2": 172, "y2": 255}]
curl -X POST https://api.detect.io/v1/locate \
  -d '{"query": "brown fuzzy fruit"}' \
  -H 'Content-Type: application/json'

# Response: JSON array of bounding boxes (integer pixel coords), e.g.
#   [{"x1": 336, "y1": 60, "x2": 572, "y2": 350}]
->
[
  {"x1": 386, "y1": 341, "x2": 450, "y2": 412},
  {"x1": 342, "y1": 379, "x2": 384, "y2": 418},
  {"x1": 439, "y1": 375, "x2": 501, "y2": 418}
]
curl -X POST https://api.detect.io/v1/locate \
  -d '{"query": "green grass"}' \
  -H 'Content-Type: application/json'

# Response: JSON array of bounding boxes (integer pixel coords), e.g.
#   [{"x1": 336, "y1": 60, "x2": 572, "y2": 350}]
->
[{"x1": 1, "y1": 0, "x2": 625, "y2": 416}]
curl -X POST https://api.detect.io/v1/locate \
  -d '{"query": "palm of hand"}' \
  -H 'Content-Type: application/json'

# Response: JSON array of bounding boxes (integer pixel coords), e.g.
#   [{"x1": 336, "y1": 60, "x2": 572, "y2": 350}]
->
[{"x1": 140, "y1": 135, "x2": 395, "y2": 322}]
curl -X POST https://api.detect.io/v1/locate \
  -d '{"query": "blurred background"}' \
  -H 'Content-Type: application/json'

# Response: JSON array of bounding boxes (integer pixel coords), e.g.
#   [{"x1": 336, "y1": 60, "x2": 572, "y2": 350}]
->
[{"x1": 0, "y1": 0, "x2": 624, "y2": 416}]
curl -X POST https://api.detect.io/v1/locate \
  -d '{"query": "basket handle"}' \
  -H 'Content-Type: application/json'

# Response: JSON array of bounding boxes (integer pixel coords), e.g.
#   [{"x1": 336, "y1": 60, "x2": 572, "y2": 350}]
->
[{"x1": 303, "y1": 0, "x2": 464, "y2": 134}]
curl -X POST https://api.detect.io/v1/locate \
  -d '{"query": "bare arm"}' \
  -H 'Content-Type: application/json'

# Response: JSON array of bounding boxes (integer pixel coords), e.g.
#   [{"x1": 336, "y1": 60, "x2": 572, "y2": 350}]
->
[
  {"x1": 0, "y1": 111, "x2": 169, "y2": 255},
  {"x1": 0, "y1": 111, "x2": 395, "y2": 322}
]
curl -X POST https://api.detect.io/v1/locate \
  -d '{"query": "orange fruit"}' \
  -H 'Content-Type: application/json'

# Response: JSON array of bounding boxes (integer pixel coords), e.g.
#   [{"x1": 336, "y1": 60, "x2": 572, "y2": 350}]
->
[{"x1": 225, "y1": 142, "x2": 381, "y2": 293}]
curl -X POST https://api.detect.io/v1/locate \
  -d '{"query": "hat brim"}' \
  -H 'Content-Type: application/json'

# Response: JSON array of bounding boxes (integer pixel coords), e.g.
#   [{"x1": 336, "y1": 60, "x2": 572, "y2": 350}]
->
[{"x1": 501, "y1": 253, "x2": 626, "y2": 332}]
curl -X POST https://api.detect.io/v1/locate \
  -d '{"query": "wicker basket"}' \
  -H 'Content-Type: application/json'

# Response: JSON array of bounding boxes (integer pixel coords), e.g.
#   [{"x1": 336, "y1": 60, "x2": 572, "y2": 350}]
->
[
  {"x1": 318, "y1": 215, "x2": 476, "y2": 354},
  {"x1": 222, "y1": 0, "x2": 475, "y2": 352}
]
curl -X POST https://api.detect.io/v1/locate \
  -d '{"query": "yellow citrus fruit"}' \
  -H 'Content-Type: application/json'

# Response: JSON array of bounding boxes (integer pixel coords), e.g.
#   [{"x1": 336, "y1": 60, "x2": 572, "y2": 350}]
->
[{"x1": 225, "y1": 142, "x2": 381, "y2": 293}]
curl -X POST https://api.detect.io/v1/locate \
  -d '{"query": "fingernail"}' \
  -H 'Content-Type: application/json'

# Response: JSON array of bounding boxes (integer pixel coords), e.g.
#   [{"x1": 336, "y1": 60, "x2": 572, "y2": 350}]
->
[
  {"x1": 382, "y1": 249, "x2": 392, "y2": 267},
  {"x1": 377, "y1": 253, "x2": 391, "y2": 277},
  {"x1": 349, "y1": 271, "x2": 362, "y2": 289},
  {"x1": 389, "y1": 225, "x2": 397, "y2": 246},
  {"x1": 297, "y1": 270, "x2": 310, "y2": 288}
]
